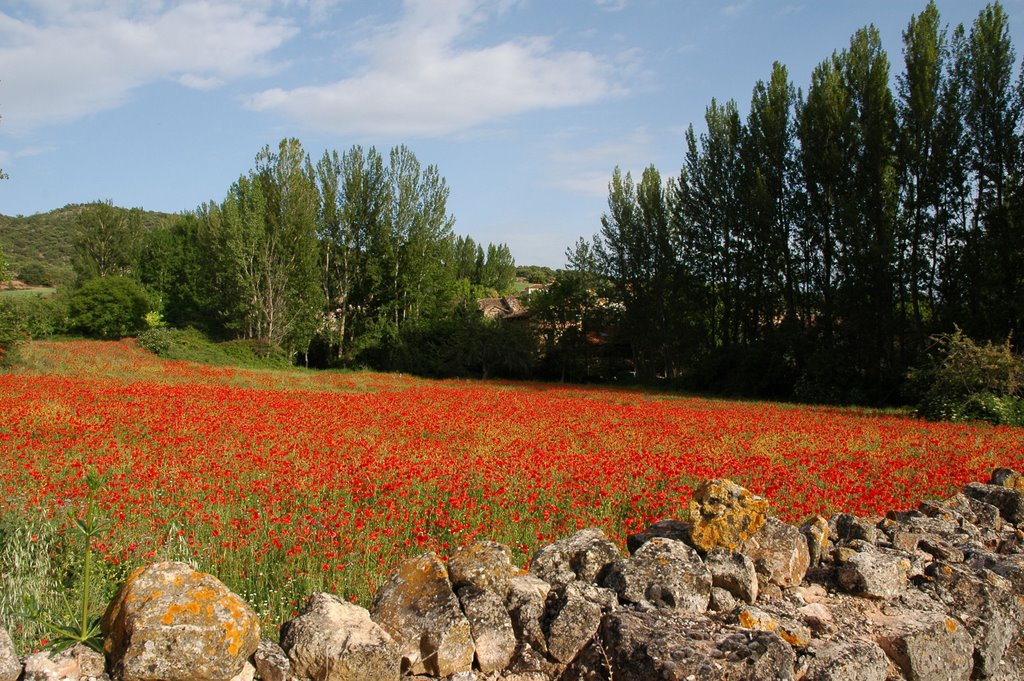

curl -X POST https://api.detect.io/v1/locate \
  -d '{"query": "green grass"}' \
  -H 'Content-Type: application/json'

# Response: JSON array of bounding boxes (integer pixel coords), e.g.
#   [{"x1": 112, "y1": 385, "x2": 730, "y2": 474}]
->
[
  {"x1": 0, "y1": 288, "x2": 57, "y2": 299},
  {"x1": 137, "y1": 327, "x2": 293, "y2": 369}
]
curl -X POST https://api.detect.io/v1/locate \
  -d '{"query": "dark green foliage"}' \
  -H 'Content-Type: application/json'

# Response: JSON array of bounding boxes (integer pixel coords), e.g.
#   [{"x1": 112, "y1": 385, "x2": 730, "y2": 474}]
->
[
  {"x1": 910, "y1": 327, "x2": 1024, "y2": 425},
  {"x1": 72, "y1": 202, "x2": 145, "y2": 284},
  {"x1": 68, "y1": 276, "x2": 150, "y2": 339},
  {"x1": 516, "y1": 265, "x2": 556, "y2": 284},
  {"x1": 15, "y1": 262, "x2": 56, "y2": 287}
]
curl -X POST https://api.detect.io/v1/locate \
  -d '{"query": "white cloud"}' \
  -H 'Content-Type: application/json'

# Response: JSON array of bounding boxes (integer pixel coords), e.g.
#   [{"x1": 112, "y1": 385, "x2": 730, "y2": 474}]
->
[
  {"x1": 0, "y1": 2, "x2": 297, "y2": 133},
  {"x1": 246, "y1": 0, "x2": 625, "y2": 137},
  {"x1": 721, "y1": 0, "x2": 752, "y2": 18},
  {"x1": 594, "y1": 0, "x2": 630, "y2": 11}
]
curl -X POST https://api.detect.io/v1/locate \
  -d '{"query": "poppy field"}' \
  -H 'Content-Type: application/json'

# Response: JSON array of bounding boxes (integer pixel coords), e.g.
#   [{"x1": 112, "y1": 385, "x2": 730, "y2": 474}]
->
[{"x1": 2, "y1": 339, "x2": 1023, "y2": 647}]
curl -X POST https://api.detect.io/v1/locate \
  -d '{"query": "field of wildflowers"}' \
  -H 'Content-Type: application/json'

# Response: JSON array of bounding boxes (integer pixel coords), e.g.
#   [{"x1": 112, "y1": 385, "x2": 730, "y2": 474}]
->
[{"x1": 2, "y1": 339, "x2": 1023, "y2": 648}]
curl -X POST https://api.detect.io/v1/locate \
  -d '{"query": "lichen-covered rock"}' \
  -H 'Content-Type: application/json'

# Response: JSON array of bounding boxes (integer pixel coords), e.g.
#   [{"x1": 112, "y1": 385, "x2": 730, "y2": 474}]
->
[
  {"x1": 930, "y1": 563, "x2": 1023, "y2": 678},
  {"x1": 530, "y1": 528, "x2": 620, "y2": 589},
  {"x1": 800, "y1": 516, "x2": 829, "y2": 567},
  {"x1": 370, "y1": 552, "x2": 474, "y2": 677},
  {"x1": 0, "y1": 628, "x2": 20, "y2": 681},
  {"x1": 456, "y1": 585, "x2": 515, "y2": 673},
  {"x1": 543, "y1": 581, "x2": 605, "y2": 664},
  {"x1": 688, "y1": 479, "x2": 769, "y2": 553},
  {"x1": 602, "y1": 537, "x2": 711, "y2": 613},
  {"x1": 804, "y1": 640, "x2": 889, "y2": 681},
  {"x1": 836, "y1": 549, "x2": 912, "y2": 599},
  {"x1": 21, "y1": 644, "x2": 108, "y2": 681},
  {"x1": 875, "y1": 611, "x2": 974, "y2": 681},
  {"x1": 832, "y1": 513, "x2": 878, "y2": 544},
  {"x1": 447, "y1": 541, "x2": 519, "y2": 598},
  {"x1": 280, "y1": 593, "x2": 398, "y2": 681},
  {"x1": 102, "y1": 561, "x2": 260, "y2": 681},
  {"x1": 561, "y1": 610, "x2": 796, "y2": 681},
  {"x1": 735, "y1": 605, "x2": 811, "y2": 648},
  {"x1": 505, "y1": 574, "x2": 551, "y2": 654},
  {"x1": 705, "y1": 548, "x2": 758, "y2": 604},
  {"x1": 626, "y1": 519, "x2": 692, "y2": 554},
  {"x1": 740, "y1": 518, "x2": 810, "y2": 588},
  {"x1": 251, "y1": 639, "x2": 291, "y2": 681},
  {"x1": 992, "y1": 467, "x2": 1024, "y2": 492},
  {"x1": 964, "y1": 482, "x2": 1024, "y2": 525}
]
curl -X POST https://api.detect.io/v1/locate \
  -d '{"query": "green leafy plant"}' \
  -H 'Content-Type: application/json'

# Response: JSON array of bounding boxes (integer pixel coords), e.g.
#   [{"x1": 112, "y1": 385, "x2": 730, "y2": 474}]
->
[{"x1": 33, "y1": 471, "x2": 106, "y2": 653}]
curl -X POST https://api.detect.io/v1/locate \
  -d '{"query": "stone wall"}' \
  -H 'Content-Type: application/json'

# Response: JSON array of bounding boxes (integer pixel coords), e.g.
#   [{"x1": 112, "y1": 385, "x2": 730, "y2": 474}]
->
[{"x1": 3, "y1": 468, "x2": 1024, "y2": 681}]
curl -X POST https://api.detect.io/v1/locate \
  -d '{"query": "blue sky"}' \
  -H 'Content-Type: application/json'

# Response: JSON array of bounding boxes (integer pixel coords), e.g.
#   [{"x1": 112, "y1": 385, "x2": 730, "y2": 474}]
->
[{"x1": 1, "y1": 1, "x2": 1021, "y2": 267}]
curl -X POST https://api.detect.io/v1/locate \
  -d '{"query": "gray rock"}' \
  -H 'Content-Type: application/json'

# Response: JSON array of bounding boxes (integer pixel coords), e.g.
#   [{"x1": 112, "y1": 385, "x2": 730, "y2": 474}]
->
[
  {"x1": 804, "y1": 640, "x2": 888, "y2": 681},
  {"x1": 833, "y1": 513, "x2": 878, "y2": 544},
  {"x1": 836, "y1": 549, "x2": 912, "y2": 599},
  {"x1": 370, "y1": 552, "x2": 474, "y2": 677},
  {"x1": 964, "y1": 482, "x2": 1024, "y2": 525},
  {"x1": 970, "y1": 552, "x2": 1024, "y2": 592},
  {"x1": 735, "y1": 605, "x2": 811, "y2": 649},
  {"x1": 875, "y1": 611, "x2": 974, "y2": 681},
  {"x1": 709, "y1": 586, "x2": 738, "y2": 612},
  {"x1": 602, "y1": 537, "x2": 712, "y2": 613},
  {"x1": 571, "y1": 609, "x2": 795, "y2": 681},
  {"x1": 101, "y1": 561, "x2": 261, "y2": 681},
  {"x1": 930, "y1": 564, "x2": 1023, "y2": 678},
  {"x1": 505, "y1": 574, "x2": 551, "y2": 654},
  {"x1": 0, "y1": 628, "x2": 20, "y2": 681},
  {"x1": 740, "y1": 518, "x2": 810, "y2": 588},
  {"x1": 447, "y1": 541, "x2": 519, "y2": 598},
  {"x1": 252, "y1": 639, "x2": 291, "y2": 681},
  {"x1": 543, "y1": 581, "x2": 605, "y2": 663},
  {"x1": 705, "y1": 548, "x2": 758, "y2": 604},
  {"x1": 530, "y1": 528, "x2": 620, "y2": 589},
  {"x1": 456, "y1": 585, "x2": 516, "y2": 673},
  {"x1": 21, "y1": 644, "x2": 108, "y2": 681},
  {"x1": 280, "y1": 592, "x2": 399, "y2": 681},
  {"x1": 626, "y1": 519, "x2": 692, "y2": 554}
]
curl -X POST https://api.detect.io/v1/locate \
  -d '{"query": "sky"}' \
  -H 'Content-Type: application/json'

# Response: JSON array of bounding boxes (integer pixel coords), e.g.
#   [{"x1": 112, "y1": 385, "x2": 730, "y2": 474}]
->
[{"x1": 1, "y1": 1, "x2": 1022, "y2": 268}]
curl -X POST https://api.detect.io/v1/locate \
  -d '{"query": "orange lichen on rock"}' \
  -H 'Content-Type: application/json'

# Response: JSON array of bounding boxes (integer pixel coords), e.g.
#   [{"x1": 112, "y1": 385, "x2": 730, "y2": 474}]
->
[{"x1": 688, "y1": 479, "x2": 769, "y2": 553}]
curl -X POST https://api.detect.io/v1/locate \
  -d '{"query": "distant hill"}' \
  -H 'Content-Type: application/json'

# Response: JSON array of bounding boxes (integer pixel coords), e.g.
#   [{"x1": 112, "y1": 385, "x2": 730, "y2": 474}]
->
[{"x1": 0, "y1": 204, "x2": 176, "y2": 287}]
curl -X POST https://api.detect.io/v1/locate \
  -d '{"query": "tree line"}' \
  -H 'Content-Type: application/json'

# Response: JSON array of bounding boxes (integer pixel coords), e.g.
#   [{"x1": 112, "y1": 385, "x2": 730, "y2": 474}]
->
[
  {"x1": 60, "y1": 140, "x2": 518, "y2": 367},
  {"x1": 541, "y1": 1, "x2": 1024, "y2": 403}
]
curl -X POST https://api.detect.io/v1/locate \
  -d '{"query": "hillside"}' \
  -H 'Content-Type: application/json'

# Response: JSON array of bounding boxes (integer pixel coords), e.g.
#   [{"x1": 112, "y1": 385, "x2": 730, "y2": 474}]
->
[{"x1": 0, "y1": 204, "x2": 176, "y2": 286}]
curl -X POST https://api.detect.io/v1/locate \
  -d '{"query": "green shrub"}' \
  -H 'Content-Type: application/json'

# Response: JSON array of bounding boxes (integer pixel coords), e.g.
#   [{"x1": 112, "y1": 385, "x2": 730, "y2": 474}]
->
[
  {"x1": 0, "y1": 301, "x2": 26, "y2": 367},
  {"x1": 2, "y1": 296, "x2": 69, "y2": 338},
  {"x1": 138, "y1": 327, "x2": 290, "y2": 369},
  {"x1": 910, "y1": 328, "x2": 1024, "y2": 426},
  {"x1": 68, "y1": 276, "x2": 150, "y2": 339}
]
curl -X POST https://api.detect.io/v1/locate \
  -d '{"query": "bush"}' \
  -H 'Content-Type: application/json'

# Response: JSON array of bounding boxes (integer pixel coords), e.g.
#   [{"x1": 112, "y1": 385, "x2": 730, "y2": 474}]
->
[
  {"x1": 0, "y1": 301, "x2": 26, "y2": 367},
  {"x1": 910, "y1": 328, "x2": 1024, "y2": 426},
  {"x1": 138, "y1": 327, "x2": 290, "y2": 369},
  {"x1": 2, "y1": 296, "x2": 69, "y2": 338},
  {"x1": 68, "y1": 276, "x2": 151, "y2": 339},
  {"x1": 15, "y1": 262, "x2": 55, "y2": 287}
]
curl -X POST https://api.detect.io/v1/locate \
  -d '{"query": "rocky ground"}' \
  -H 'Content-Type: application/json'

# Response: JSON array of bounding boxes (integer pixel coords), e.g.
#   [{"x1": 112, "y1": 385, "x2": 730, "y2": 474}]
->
[{"x1": 3, "y1": 468, "x2": 1024, "y2": 681}]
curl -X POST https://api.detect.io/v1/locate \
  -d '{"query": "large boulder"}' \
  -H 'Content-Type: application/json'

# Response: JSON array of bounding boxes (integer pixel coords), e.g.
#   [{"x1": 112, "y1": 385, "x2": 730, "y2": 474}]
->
[
  {"x1": 530, "y1": 528, "x2": 620, "y2": 589},
  {"x1": 101, "y1": 561, "x2": 261, "y2": 681},
  {"x1": 0, "y1": 628, "x2": 19, "y2": 681},
  {"x1": 875, "y1": 611, "x2": 974, "y2": 681},
  {"x1": 370, "y1": 551, "x2": 475, "y2": 677},
  {"x1": 739, "y1": 518, "x2": 810, "y2": 588},
  {"x1": 688, "y1": 479, "x2": 769, "y2": 553},
  {"x1": 280, "y1": 592, "x2": 399, "y2": 681},
  {"x1": 602, "y1": 537, "x2": 711, "y2": 613}
]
